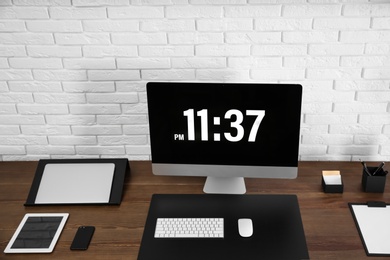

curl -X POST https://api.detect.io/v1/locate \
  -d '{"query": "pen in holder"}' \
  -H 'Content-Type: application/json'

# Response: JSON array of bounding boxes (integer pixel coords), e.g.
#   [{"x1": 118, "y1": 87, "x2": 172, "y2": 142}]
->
[{"x1": 361, "y1": 163, "x2": 387, "y2": 193}]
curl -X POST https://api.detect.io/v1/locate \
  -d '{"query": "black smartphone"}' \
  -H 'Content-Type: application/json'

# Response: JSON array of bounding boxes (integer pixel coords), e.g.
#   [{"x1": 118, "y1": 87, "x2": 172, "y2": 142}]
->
[{"x1": 70, "y1": 226, "x2": 95, "y2": 250}]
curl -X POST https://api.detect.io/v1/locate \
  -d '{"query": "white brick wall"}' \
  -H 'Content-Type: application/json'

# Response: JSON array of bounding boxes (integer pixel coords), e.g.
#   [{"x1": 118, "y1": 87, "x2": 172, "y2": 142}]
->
[{"x1": 0, "y1": 1, "x2": 389, "y2": 162}]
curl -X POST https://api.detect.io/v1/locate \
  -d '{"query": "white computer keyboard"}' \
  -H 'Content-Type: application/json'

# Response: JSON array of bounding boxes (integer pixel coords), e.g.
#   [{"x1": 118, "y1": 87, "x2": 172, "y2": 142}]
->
[{"x1": 154, "y1": 218, "x2": 224, "y2": 238}]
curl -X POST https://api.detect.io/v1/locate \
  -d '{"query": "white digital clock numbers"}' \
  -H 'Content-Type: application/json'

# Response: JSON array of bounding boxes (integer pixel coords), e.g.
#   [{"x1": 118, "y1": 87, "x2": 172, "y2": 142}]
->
[{"x1": 176, "y1": 109, "x2": 265, "y2": 142}]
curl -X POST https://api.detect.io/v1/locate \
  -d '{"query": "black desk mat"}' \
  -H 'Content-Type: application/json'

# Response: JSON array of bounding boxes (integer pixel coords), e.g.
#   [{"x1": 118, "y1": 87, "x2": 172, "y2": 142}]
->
[{"x1": 138, "y1": 194, "x2": 309, "y2": 260}]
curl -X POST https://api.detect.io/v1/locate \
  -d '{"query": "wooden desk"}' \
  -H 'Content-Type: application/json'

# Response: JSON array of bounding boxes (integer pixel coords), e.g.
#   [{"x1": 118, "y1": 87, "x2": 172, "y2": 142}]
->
[{"x1": 1, "y1": 161, "x2": 389, "y2": 260}]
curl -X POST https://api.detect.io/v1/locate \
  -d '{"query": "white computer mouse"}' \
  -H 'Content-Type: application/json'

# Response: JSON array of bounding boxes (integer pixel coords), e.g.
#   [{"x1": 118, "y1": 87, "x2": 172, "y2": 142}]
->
[{"x1": 238, "y1": 218, "x2": 253, "y2": 237}]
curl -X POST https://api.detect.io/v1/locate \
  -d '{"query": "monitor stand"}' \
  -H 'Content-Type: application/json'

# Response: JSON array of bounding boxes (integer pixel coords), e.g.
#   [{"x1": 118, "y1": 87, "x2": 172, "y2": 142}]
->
[{"x1": 203, "y1": 176, "x2": 246, "y2": 194}]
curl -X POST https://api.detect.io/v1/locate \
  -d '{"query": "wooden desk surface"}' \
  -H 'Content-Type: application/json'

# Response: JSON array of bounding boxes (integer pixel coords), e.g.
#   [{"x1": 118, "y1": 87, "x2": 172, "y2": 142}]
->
[{"x1": 1, "y1": 161, "x2": 389, "y2": 260}]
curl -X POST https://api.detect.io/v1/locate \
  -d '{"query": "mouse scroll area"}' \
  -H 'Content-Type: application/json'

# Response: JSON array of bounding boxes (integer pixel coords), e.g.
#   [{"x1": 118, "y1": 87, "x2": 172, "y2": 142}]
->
[{"x1": 238, "y1": 218, "x2": 253, "y2": 238}]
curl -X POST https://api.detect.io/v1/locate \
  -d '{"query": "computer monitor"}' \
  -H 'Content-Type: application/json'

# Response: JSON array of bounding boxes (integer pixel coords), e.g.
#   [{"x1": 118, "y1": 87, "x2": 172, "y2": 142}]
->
[{"x1": 146, "y1": 82, "x2": 302, "y2": 194}]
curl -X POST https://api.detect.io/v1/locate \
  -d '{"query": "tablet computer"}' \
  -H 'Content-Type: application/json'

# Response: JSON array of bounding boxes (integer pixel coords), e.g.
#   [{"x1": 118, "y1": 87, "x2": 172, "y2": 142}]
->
[{"x1": 4, "y1": 213, "x2": 68, "y2": 254}]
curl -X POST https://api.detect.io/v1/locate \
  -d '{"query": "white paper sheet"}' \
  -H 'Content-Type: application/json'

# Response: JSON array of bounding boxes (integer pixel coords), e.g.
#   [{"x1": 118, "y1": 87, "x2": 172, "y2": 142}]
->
[
  {"x1": 35, "y1": 163, "x2": 115, "y2": 204},
  {"x1": 351, "y1": 204, "x2": 390, "y2": 255}
]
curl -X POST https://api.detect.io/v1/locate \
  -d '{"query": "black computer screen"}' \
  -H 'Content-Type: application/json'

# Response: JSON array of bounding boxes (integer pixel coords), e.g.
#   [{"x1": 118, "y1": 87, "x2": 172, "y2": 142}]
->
[{"x1": 147, "y1": 82, "x2": 302, "y2": 167}]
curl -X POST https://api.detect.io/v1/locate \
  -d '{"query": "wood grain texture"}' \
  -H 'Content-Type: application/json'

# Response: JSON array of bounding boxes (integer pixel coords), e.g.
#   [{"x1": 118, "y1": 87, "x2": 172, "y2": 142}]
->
[{"x1": 1, "y1": 161, "x2": 389, "y2": 259}]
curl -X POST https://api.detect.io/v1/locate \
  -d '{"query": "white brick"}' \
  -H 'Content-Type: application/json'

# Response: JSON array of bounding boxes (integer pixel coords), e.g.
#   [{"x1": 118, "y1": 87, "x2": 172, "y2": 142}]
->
[
  {"x1": 0, "y1": 115, "x2": 45, "y2": 125},
  {"x1": 69, "y1": 104, "x2": 121, "y2": 115},
  {"x1": 302, "y1": 134, "x2": 353, "y2": 145},
  {"x1": 309, "y1": 44, "x2": 364, "y2": 55},
  {"x1": 83, "y1": 20, "x2": 139, "y2": 32},
  {"x1": 63, "y1": 82, "x2": 115, "y2": 92},
  {"x1": 363, "y1": 68, "x2": 390, "y2": 79},
  {"x1": 340, "y1": 31, "x2": 390, "y2": 43},
  {"x1": 354, "y1": 134, "x2": 389, "y2": 145},
  {"x1": 0, "y1": 104, "x2": 16, "y2": 114},
  {"x1": 17, "y1": 104, "x2": 68, "y2": 114},
  {"x1": 0, "y1": 21, "x2": 26, "y2": 32},
  {"x1": 142, "y1": 69, "x2": 195, "y2": 80},
  {"x1": 357, "y1": 90, "x2": 390, "y2": 102},
  {"x1": 33, "y1": 70, "x2": 87, "y2": 81},
  {"x1": 73, "y1": 0, "x2": 128, "y2": 6},
  {"x1": 27, "y1": 20, "x2": 82, "y2": 32},
  {"x1": 49, "y1": 136, "x2": 96, "y2": 145},
  {"x1": 301, "y1": 103, "x2": 332, "y2": 114},
  {"x1": 166, "y1": 6, "x2": 222, "y2": 18},
  {"x1": 117, "y1": 58, "x2": 170, "y2": 69},
  {"x1": 299, "y1": 145, "x2": 327, "y2": 156},
  {"x1": 140, "y1": 45, "x2": 193, "y2": 57},
  {"x1": 122, "y1": 103, "x2": 148, "y2": 114},
  {"x1": 98, "y1": 136, "x2": 147, "y2": 145},
  {"x1": 173, "y1": 57, "x2": 226, "y2": 69},
  {"x1": 0, "y1": 46, "x2": 26, "y2": 56},
  {"x1": 0, "y1": 33, "x2": 54, "y2": 45},
  {"x1": 306, "y1": 68, "x2": 362, "y2": 80},
  {"x1": 303, "y1": 90, "x2": 354, "y2": 102},
  {"x1": 0, "y1": 126, "x2": 20, "y2": 135},
  {"x1": 27, "y1": 145, "x2": 75, "y2": 155},
  {"x1": 284, "y1": 56, "x2": 338, "y2": 67},
  {"x1": 197, "y1": 69, "x2": 249, "y2": 81},
  {"x1": 63, "y1": 58, "x2": 116, "y2": 69},
  {"x1": 13, "y1": 0, "x2": 71, "y2": 5},
  {"x1": 360, "y1": 114, "x2": 390, "y2": 125},
  {"x1": 0, "y1": 93, "x2": 34, "y2": 104},
  {"x1": 33, "y1": 93, "x2": 86, "y2": 104},
  {"x1": 197, "y1": 19, "x2": 252, "y2": 31},
  {"x1": 225, "y1": 5, "x2": 280, "y2": 17},
  {"x1": 365, "y1": 43, "x2": 390, "y2": 55},
  {"x1": 0, "y1": 7, "x2": 49, "y2": 19},
  {"x1": 46, "y1": 115, "x2": 95, "y2": 125},
  {"x1": 55, "y1": 33, "x2": 110, "y2": 45},
  {"x1": 283, "y1": 4, "x2": 341, "y2": 16},
  {"x1": 196, "y1": 45, "x2": 249, "y2": 56},
  {"x1": 328, "y1": 145, "x2": 379, "y2": 156},
  {"x1": 252, "y1": 44, "x2": 306, "y2": 56},
  {"x1": 72, "y1": 126, "x2": 122, "y2": 135},
  {"x1": 334, "y1": 80, "x2": 390, "y2": 91},
  {"x1": 83, "y1": 46, "x2": 137, "y2": 57},
  {"x1": 305, "y1": 114, "x2": 357, "y2": 124},
  {"x1": 343, "y1": 4, "x2": 390, "y2": 16},
  {"x1": 21, "y1": 125, "x2": 71, "y2": 135},
  {"x1": 225, "y1": 32, "x2": 281, "y2": 44},
  {"x1": 0, "y1": 70, "x2": 33, "y2": 80},
  {"x1": 49, "y1": 7, "x2": 106, "y2": 19},
  {"x1": 0, "y1": 58, "x2": 9, "y2": 68},
  {"x1": 168, "y1": 32, "x2": 223, "y2": 44},
  {"x1": 255, "y1": 18, "x2": 312, "y2": 31},
  {"x1": 283, "y1": 31, "x2": 338, "y2": 43},
  {"x1": 86, "y1": 93, "x2": 138, "y2": 104},
  {"x1": 334, "y1": 102, "x2": 387, "y2": 113},
  {"x1": 88, "y1": 70, "x2": 140, "y2": 81},
  {"x1": 313, "y1": 17, "x2": 370, "y2": 30},
  {"x1": 372, "y1": 17, "x2": 390, "y2": 29},
  {"x1": 76, "y1": 146, "x2": 125, "y2": 155},
  {"x1": 108, "y1": 6, "x2": 164, "y2": 19},
  {"x1": 251, "y1": 68, "x2": 305, "y2": 80},
  {"x1": 0, "y1": 146, "x2": 25, "y2": 154},
  {"x1": 9, "y1": 58, "x2": 62, "y2": 69},
  {"x1": 123, "y1": 125, "x2": 149, "y2": 135},
  {"x1": 115, "y1": 82, "x2": 145, "y2": 92},
  {"x1": 330, "y1": 125, "x2": 382, "y2": 135},
  {"x1": 341, "y1": 56, "x2": 390, "y2": 67},
  {"x1": 27, "y1": 46, "x2": 82, "y2": 57},
  {"x1": 0, "y1": 136, "x2": 47, "y2": 145},
  {"x1": 142, "y1": 19, "x2": 195, "y2": 31},
  {"x1": 112, "y1": 33, "x2": 166, "y2": 45},
  {"x1": 97, "y1": 115, "x2": 148, "y2": 125}
]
